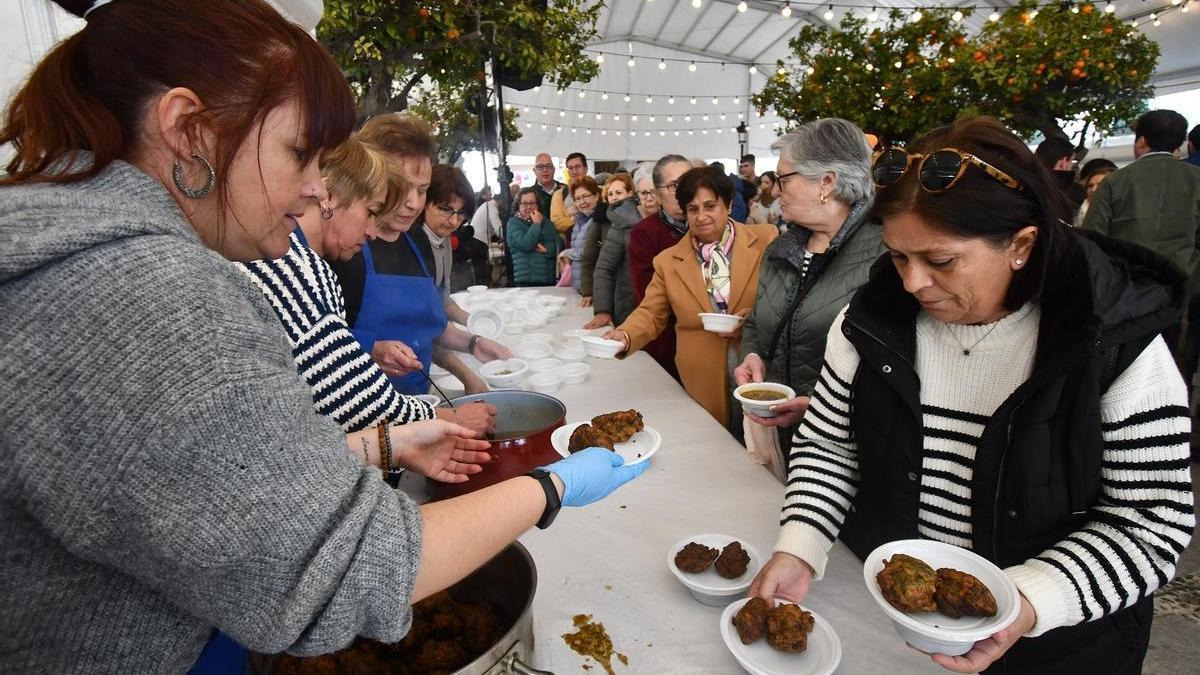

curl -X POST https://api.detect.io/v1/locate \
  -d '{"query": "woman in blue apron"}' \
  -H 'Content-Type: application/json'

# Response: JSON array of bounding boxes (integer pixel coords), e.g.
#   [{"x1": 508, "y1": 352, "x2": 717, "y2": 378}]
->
[{"x1": 351, "y1": 233, "x2": 447, "y2": 394}]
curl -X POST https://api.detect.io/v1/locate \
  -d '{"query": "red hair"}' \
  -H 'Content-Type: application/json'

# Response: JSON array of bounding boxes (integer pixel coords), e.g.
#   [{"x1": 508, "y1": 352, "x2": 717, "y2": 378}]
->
[{"x1": 1, "y1": 0, "x2": 355, "y2": 220}]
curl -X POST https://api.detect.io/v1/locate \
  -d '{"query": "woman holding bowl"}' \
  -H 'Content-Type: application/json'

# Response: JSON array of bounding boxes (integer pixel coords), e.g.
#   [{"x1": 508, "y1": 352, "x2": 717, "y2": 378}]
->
[
  {"x1": 733, "y1": 118, "x2": 885, "y2": 473},
  {"x1": 750, "y1": 116, "x2": 1193, "y2": 674},
  {"x1": 507, "y1": 186, "x2": 561, "y2": 286},
  {"x1": 604, "y1": 166, "x2": 778, "y2": 428}
]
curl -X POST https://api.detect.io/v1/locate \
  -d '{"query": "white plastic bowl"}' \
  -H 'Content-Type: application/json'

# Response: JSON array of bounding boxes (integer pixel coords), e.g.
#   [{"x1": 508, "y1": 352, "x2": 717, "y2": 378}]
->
[
  {"x1": 863, "y1": 539, "x2": 1020, "y2": 657},
  {"x1": 581, "y1": 335, "x2": 624, "y2": 359},
  {"x1": 512, "y1": 341, "x2": 554, "y2": 360},
  {"x1": 558, "y1": 346, "x2": 586, "y2": 363},
  {"x1": 415, "y1": 394, "x2": 441, "y2": 407},
  {"x1": 522, "y1": 332, "x2": 553, "y2": 343},
  {"x1": 527, "y1": 357, "x2": 563, "y2": 374},
  {"x1": 519, "y1": 289, "x2": 540, "y2": 299},
  {"x1": 560, "y1": 362, "x2": 590, "y2": 384},
  {"x1": 468, "y1": 308, "x2": 504, "y2": 340},
  {"x1": 525, "y1": 311, "x2": 548, "y2": 328},
  {"x1": 504, "y1": 319, "x2": 527, "y2": 335},
  {"x1": 537, "y1": 295, "x2": 567, "y2": 308},
  {"x1": 699, "y1": 312, "x2": 745, "y2": 333},
  {"x1": 733, "y1": 382, "x2": 798, "y2": 418},
  {"x1": 668, "y1": 534, "x2": 762, "y2": 606},
  {"x1": 478, "y1": 359, "x2": 528, "y2": 389},
  {"x1": 467, "y1": 285, "x2": 487, "y2": 293},
  {"x1": 527, "y1": 371, "x2": 563, "y2": 395},
  {"x1": 720, "y1": 597, "x2": 842, "y2": 675}
]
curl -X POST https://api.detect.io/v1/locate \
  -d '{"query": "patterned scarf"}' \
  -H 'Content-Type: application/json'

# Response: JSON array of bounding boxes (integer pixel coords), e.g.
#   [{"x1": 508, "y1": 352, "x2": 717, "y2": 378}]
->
[{"x1": 693, "y1": 219, "x2": 736, "y2": 312}]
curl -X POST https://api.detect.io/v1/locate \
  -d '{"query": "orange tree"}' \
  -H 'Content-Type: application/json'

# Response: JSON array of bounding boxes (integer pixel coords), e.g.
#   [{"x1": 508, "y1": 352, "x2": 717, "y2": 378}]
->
[
  {"x1": 755, "y1": 3, "x2": 1158, "y2": 144},
  {"x1": 319, "y1": 0, "x2": 601, "y2": 116}
]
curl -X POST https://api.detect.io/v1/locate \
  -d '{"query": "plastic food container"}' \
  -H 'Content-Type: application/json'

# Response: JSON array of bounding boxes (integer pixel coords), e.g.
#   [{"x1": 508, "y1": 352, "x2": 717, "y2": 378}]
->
[
  {"x1": 699, "y1": 312, "x2": 745, "y2": 333},
  {"x1": 512, "y1": 341, "x2": 553, "y2": 361},
  {"x1": 733, "y1": 382, "x2": 797, "y2": 418},
  {"x1": 527, "y1": 371, "x2": 563, "y2": 395},
  {"x1": 478, "y1": 359, "x2": 529, "y2": 389},
  {"x1": 560, "y1": 362, "x2": 590, "y2": 384},
  {"x1": 581, "y1": 336, "x2": 624, "y2": 359},
  {"x1": 527, "y1": 358, "x2": 563, "y2": 374}
]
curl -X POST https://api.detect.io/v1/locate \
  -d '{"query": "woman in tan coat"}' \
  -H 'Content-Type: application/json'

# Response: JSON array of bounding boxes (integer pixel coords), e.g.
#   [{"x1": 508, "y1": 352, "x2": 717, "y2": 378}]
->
[{"x1": 605, "y1": 166, "x2": 778, "y2": 427}]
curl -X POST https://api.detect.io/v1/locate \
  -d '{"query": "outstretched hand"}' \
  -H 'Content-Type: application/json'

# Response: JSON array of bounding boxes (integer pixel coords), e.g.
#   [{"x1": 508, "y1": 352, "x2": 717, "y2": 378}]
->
[
  {"x1": 929, "y1": 595, "x2": 1036, "y2": 673},
  {"x1": 392, "y1": 420, "x2": 492, "y2": 483},
  {"x1": 748, "y1": 551, "x2": 814, "y2": 605}
]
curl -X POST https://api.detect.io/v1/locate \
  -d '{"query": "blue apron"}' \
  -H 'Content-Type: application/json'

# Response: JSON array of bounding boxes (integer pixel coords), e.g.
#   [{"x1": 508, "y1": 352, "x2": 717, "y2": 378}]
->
[{"x1": 353, "y1": 234, "x2": 447, "y2": 394}]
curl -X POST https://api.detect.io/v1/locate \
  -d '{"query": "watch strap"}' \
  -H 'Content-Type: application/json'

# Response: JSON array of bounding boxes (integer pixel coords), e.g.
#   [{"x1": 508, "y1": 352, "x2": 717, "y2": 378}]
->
[{"x1": 527, "y1": 469, "x2": 561, "y2": 530}]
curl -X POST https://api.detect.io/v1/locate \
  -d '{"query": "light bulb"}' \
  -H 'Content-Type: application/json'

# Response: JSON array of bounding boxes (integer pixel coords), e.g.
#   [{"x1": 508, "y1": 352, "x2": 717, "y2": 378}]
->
[
  {"x1": 650, "y1": 116, "x2": 656, "y2": 122},
  {"x1": 559, "y1": 110, "x2": 565, "y2": 117},
  {"x1": 578, "y1": 90, "x2": 585, "y2": 98},
  {"x1": 737, "y1": 1, "x2": 748, "y2": 12},
  {"x1": 690, "y1": 97, "x2": 697, "y2": 105},
  {"x1": 865, "y1": 63, "x2": 874, "y2": 71},
  {"x1": 595, "y1": 54, "x2": 604, "y2": 64},
  {"x1": 868, "y1": 7, "x2": 879, "y2": 21},
  {"x1": 822, "y1": 7, "x2": 832, "y2": 20},
  {"x1": 952, "y1": 10, "x2": 964, "y2": 21},
  {"x1": 685, "y1": 115, "x2": 691, "y2": 122},
  {"x1": 659, "y1": 131, "x2": 666, "y2": 136},
  {"x1": 989, "y1": 10, "x2": 1000, "y2": 21},
  {"x1": 749, "y1": 65, "x2": 758, "y2": 74},
  {"x1": 595, "y1": 113, "x2": 602, "y2": 120},
  {"x1": 540, "y1": 108, "x2": 547, "y2": 115},
  {"x1": 691, "y1": 0, "x2": 701, "y2": 7},
  {"x1": 668, "y1": 96, "x2": 676, "y2": 105},
  {"x1": 1105, "y1": 1, "x2": 1116, "y2": 12},
  {"x1": 624, "y1": 95, "x2": 631, "y2": 102},
  {"x1": 601, "y1": 130, "x2": 606, "y2": 136},
  {"x1": 613, "y1": 115, "x2": 620, "y2": 121},
  {"x1": 601, "y1": 92, "x2": 609, "y2": 100},
  {"x1": 540, "y1": 124, "x2": 546, "y2": 130},
  {"x1": 784, "y1": 4, "x2": 794, "y2": 18},
  {"x1": 712, "y1": 97, "x2": 719, "y2": 105},
  {"x1": 658, "y1": 60, "x2": 667, "y2": 70},
  {"x1": 894, "y1": 60, "x2": 903, "y2": 69},
  {"x1": 689, "y1": 62, "x2": 697, "y2": 72},
  {"x1": 627, "y1": 58, "x2": 636, "y2": 68},
  {"x1": 667, "y1": 115, "x2": 674, "y2": 122},
  {"x1": 632, "y1": 115, "x2": 639, "y2": 121},
  {"x1": 777, "y1": 66, "x2": 787, "y2": 75},
  {"x1": 646, "y1": 95, "x2": 653, "y2": 103},
  {"x1": 806, "y1": 66, "x2": 815, "y2": 75},
  {"x1": 910, "y1": 10, "x2": 923, "y2": 22},
  {"x1": 733, "y1": 96, "x2": 740, "y2": 104}
]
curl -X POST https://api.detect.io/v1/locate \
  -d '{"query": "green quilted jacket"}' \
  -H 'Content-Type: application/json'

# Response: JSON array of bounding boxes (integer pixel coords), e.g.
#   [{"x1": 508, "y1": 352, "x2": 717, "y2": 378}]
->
[{"x1": 740, "y1": 200, "x2": 884, "y2": 397}]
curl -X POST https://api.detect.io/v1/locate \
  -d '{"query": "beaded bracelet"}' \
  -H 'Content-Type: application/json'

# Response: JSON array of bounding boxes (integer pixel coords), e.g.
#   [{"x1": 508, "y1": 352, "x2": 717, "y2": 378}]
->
[{"x1": 377, "y1": 422, "x2": 396, "y2": 475}]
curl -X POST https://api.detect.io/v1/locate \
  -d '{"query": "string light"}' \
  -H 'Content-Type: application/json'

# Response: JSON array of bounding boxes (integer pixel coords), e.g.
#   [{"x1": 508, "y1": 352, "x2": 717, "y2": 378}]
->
[
  {"x1": 989, "y1": 8, "x2": 1001, "y2": 21},
  {"x1": 691, "y1": 0, "x2": 701, "y2": 7},
  {"x1": 777, "y1": 66, "x2": 787, "y2": 75},
  {"x1": 737, "y1": 0, "x2": 748, "y2": 11},
  {"x1": 624, "y1": 95, "x2": 631, "y2": 102},
  {"x1": 868, "y1": 6, "x2": 879, "y2": 21},
  {"x1": 1105, "y1": 1, "x2": 1116, "y2": 12},
  {"x1": 595, "y1": 54, "x2": 604, "y2": 64},
  {"x1": 601, "y1": 92, "x2": 609, "y2": 100},
  {"x1": 784, "y1": 2, "x2": 794, "y2": 18},
  {"x1": 659, "y1": 59, "x2": 667, "y2": 70},
  {"x1": 822, "y1": 4, "x2": 832, "y2": 20},
  {"x1": 952, "y1": 10, "x2": 964, "y2": 21},
  {"x1": 690, "y1": 97, "x2": 698, "y2": 104},
  {"x1": 749, "y1": 65, "x2": 758, "y2": 74},
  {"x1": 668, "y1": 96, "x2": 676, "y2": 104},
  {"x1": 689, "y1": 61, "x2": 697, "y2": 72},
  {"x1": 910, "y1": 9, "x2": 923, "y2": 22},
  {"x1": 578, "y1": 90, "x2": 585, "y2": 98},
  {"x1": 1071, "y1": 4, "x2": 1080, "y2": 13},
  {"x1": 733, "y1": 96, "x2": 740, "y2": 104},
  {"x1": 627, "y1": 57, "x2": 636, "y2": 67},
  {"x1": 712, "y1": 97, "x2": 719, "y2": 105}
]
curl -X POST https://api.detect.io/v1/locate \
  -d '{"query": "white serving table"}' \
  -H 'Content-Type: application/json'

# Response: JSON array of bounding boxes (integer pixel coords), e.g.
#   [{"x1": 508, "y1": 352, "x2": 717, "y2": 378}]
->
[{"x1": 435, "y1": 286, "x2": 940, "y2": 674}]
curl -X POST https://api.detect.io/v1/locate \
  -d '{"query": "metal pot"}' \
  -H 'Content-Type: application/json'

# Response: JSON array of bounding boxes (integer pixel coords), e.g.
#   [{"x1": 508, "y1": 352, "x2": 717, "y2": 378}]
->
[
  {"x1": 251, "y1": 543, "x2": 551, "y2": 675},
  {"x1": 431, "y1": 390, "x2": 566, "y2": 500}
]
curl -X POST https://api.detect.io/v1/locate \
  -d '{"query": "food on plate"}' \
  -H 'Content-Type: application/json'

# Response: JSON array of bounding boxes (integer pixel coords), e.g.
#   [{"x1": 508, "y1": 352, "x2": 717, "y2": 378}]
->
[
  {"x1": 568, "y1": 423, "x2": 615, "y2": 453},
  {"x1": 273, "y1": 590, "x2": 505, "y2": 674},
  {"x1": 765, "y1": 603, "x2": 815, "y2": 653},
  {"x1": 495, "y1": 370, "x2": 513, "y2": 375},
  {"x1": 674, "y1": 541, "x2": 720, "y2": 573},
  {"x1": 732, "y1": 596, "x2": 770, "y2": 645},
  {"x1": 876, "y1": 553, "x2": 939, "y2": 613},
  {"x1": 591, "y1": 409, "x2": 644, "y2": 443},
  {"x1": 739, "y1": 388, "x2": 787, "y2": 401},
  {"x1": 935, "y1": 567, "x2": 998, "y2": 619},
  {"x1": 713, "y1": 540, "x2": 751, "y2": 579}
]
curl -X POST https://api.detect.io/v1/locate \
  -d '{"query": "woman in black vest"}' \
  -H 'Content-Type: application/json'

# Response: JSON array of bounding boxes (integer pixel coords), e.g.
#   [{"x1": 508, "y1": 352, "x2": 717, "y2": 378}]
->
[{"x1": 749, "y1": 116, "x2": 1194, "y2": 674}]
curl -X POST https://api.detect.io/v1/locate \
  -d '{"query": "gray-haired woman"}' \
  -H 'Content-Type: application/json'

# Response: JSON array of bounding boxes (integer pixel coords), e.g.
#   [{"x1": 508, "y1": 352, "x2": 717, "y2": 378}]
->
[{"x1": 734, "y1": 118, "x2": 886, "y2": 476}]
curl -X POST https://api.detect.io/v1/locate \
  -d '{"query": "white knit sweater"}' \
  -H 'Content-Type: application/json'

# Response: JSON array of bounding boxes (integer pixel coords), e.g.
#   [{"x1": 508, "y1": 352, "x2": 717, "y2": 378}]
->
[
  {"x1": 777, "y1": 305, "x2": 1194, "y2": 637},
  {"x1": 238, "y1": 232, "x2": 434, "y2": 432}
]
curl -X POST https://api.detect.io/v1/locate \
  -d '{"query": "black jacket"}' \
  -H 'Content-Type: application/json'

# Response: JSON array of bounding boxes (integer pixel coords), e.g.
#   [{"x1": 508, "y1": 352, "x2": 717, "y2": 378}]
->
[{"x1": 837, "y1": 230, "x2": 1184, "y2": 673}]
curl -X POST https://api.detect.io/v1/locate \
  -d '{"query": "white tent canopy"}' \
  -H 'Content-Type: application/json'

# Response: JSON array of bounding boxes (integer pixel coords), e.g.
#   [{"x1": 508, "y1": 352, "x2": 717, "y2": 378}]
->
[{"x1": 503, "y1": 0, "x2": 1200, "y2": 161}]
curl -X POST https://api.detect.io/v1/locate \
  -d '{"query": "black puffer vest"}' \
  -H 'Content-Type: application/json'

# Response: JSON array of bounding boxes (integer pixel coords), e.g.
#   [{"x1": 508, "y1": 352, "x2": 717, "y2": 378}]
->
[{"x1": 837, "y1": 230, "x2": 1184, "y2": 674}]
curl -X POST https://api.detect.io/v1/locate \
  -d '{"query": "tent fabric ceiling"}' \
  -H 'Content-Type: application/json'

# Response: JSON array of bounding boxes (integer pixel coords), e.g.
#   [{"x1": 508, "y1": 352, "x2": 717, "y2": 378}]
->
[{"x1": 503, "y1": 0, "x2": 1200, "y2": 160}]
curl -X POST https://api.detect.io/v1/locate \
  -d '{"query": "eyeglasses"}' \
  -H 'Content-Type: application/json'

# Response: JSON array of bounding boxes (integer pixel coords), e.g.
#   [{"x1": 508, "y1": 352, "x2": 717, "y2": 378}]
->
[
  {"x1": 534, "y1": 163, "x2": 554, "y2": 171},
  {"x1": 775, "y1": 170, "x2": 802, "y2": 186},
  {"x1": 661, "y1": 180, "x2": 681, "y2": 193},
  {"x1": 434, "y1": 204, "x2": 470, "y2": 221},
  {"x1": 574, "y1": 192, "x2": 597, "y2": 200},
  {"x1": 636, "y1": 189, "x2": 656, "y2": 198},
  {"x1": 872, "y1": 147, "x2": 1024, "y2": 193}
]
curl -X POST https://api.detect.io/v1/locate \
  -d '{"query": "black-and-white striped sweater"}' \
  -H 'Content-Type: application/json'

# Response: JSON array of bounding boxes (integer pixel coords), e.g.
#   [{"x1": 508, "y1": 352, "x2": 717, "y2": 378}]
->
[
  {"x1": 238, "y1": 232, "x2": 434, "y2": 432},
  {"x1": 777, "y1": 305, "x2": 1194, "y2": 636}
]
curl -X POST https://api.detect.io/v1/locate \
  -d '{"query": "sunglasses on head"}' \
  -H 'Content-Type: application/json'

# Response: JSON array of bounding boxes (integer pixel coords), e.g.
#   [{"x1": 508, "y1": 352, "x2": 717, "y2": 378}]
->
[{"x1": 872, "y1": 147, "x2": 1024, "y2": 193}]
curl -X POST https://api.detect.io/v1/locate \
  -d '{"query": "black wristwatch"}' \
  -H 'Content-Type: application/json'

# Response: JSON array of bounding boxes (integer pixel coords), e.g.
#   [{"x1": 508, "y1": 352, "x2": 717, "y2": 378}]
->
[
  {"x1": 526, "y1": 468, "x2": 562, "y2": 530},
  {"x1": 467, "y1": 334, "x2": 481, "y2": 355}
]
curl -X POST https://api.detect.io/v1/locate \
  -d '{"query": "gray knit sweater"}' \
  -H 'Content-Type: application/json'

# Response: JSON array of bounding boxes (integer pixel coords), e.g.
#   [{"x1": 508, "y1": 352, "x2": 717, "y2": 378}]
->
[{"x1": 0, "y1": 160, "x2": 422, "y2": 673}]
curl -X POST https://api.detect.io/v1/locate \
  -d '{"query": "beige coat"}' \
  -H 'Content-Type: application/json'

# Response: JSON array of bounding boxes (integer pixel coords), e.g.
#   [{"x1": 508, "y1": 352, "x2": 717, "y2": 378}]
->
[{"x1": 618, "y1": 222, "x2": 778, "y2": 426}]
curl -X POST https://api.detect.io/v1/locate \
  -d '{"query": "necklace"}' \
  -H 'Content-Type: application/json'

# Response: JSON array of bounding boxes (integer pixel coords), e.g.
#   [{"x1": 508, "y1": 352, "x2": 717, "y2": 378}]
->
[{"x1": 946, "y1": 321, "x2": 1003, "y2": 356}]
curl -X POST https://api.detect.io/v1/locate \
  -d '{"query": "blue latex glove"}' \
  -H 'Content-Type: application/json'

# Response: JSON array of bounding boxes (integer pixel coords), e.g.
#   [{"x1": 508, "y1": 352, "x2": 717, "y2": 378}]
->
[{"x1": 541, "y1": 447, "x2": 649, "y2": 508}]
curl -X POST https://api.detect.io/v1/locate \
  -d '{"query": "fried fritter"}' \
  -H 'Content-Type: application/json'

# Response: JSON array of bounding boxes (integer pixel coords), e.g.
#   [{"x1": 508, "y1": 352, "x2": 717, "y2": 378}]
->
[
  {"x1": 766, "y1": 604, "x2": 814, "y2": 653},
  {"x1": 732, "y1": 597, "x2": 770, "y2": 645},
  {"x1": 591, "y1": 410, "x2": 644, "y2": 443},
  {"x1": 935, "y1": 568, "x2": 998, "y2": 619},
  {"x1": 674, "y1": 541, "x2": 720, "y2": 573},
  {"x1": 714, "y1": 541, "x2": 751, "y2": 579},
  {"x1": 876, "y1": 553, "x2": 938, "y2": 613},
  {"x1": 568, "y1": 423, "x2": 615, "y2": 453}
]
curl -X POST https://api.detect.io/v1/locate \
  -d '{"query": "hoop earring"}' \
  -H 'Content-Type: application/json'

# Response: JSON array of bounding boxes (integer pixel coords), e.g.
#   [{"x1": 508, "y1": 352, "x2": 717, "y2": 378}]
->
[
  {"x1": 172, "y1": 154, "x2": 215, "y2": 199},
  {"x1": 319, "y1": 200, "x2": 334, "y2": 220},
  {"x1": 1014, "y1": 259, "x2": 1024, "y2": 267}
]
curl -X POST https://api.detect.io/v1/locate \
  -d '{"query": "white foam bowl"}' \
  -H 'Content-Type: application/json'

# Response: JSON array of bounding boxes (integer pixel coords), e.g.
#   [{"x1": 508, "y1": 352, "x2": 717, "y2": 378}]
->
[
  {"x1": 699, "y1": 312, "x2": 745, "y2": 333},
  {"x1": 537, "y1": 295, "x2": 567, "y2": 307},
  {"x1": 527, "y1": 371, "x2": 563, "y2": 395},
  {"x1": 863, "y1": 539, "x2": 1021, "y2": 657},
  {"x1": 478, "y1": 359, "x2": 528, "y2": 389},
  {"x1": 512, "y1": 341, "x2": 554, "y2": 361},
  {"x1": 525, "y1": 311, "x2": 548, "y2": 328},
  {"x1": 560, "y1": 362, "x2": 590, "y2": 384},
  {"x1": 581, "y1": 335, "x2": 624, "y2": 359},
  {"x1": 733, "y1": 382, "x2": 798, "y2": 419},
  {"x1": 467, "y1": 285, "x2": 487, "y2": 293},
  {"x1": 668, "y1": 534, "x2": 762, "y2": 606},
  {"x1": 415, "y1": 394, "x2": 442, "y2": 407},
  {"x1": 519, "y1": 289, "x2": 540, "y2": 299},
  {"x1": 523, "y1": 332, "x2": 553, "y2": 343},
  {"x1": 504, "y1": 319, "x2": 527, "y2": 335},
  {"x1": 558, "y1": 346, "x2": 586, "y2": 363},
  {"x1": 527, "y1": 357, "x2": 563, "y2": 374}
]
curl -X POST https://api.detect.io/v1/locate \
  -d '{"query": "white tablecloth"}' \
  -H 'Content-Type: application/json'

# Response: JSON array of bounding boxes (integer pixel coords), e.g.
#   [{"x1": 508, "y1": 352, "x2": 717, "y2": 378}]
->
[{"x1": 438, "y1": 287, "x2": 940, "y2": 674}]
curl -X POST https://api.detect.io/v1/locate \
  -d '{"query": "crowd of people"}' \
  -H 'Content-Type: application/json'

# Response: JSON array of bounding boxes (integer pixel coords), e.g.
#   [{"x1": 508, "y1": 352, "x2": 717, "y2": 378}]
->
[{"x1": 1, "y1": 1, "x2": 1197, "y2": 674}]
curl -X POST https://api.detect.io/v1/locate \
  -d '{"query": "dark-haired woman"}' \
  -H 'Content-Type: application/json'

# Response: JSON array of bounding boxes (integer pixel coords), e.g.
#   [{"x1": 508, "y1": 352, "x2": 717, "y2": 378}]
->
[
  {"x1": 0, "y1": 1, "x2": 645, "y2": 671},
  {"x1": 604, "y1": 166, "x2": 778, "y2": 427},
  {"x1": 750, "y1": 116, "x2": 1194, "y2": 674}
]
